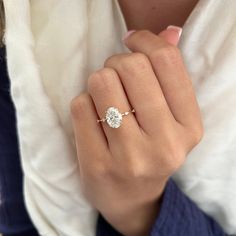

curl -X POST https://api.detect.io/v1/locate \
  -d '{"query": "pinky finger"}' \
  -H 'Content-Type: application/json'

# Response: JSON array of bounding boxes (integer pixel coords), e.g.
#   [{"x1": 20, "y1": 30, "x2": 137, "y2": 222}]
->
[{"x1": 70, "y1": 92, "x2": 109, "y2": 168}]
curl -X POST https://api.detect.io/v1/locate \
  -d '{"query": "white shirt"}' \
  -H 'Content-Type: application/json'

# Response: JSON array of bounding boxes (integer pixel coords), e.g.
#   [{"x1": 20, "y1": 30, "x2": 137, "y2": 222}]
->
[{"x1": 3, "y1": 0, "x2": 236, "y2": 235}]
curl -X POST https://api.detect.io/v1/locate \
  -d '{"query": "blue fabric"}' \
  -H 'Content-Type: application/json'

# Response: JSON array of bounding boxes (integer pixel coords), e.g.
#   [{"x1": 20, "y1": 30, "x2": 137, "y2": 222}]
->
[
  {"x1": 0, "y1": 44, "x2": 227, "y2": 236},
  {"x1": 96, "y1": 178, "x2": 227, "y2": 236},
  {"x1": 0, "y1": 46, "x2": 39, "y2": 235}
]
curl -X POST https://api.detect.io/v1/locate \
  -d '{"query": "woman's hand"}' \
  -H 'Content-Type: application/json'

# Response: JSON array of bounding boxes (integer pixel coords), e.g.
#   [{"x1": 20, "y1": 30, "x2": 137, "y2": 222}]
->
[{"x1": 70, "y1": 28, "x2": 203, "y2": 236}]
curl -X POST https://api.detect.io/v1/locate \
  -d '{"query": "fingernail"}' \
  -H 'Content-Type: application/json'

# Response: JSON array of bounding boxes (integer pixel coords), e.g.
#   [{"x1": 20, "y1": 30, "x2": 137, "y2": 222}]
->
[
  {"x1": 167, "y1": 25, "x2": 182, "y2": 39},
  {"x1": 122, "y1": 30, "x2": 136, "y2": 42}
]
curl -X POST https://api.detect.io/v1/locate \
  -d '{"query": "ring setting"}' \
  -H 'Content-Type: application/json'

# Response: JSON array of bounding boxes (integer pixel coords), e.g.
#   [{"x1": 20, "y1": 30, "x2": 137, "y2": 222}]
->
[{"x1": 97, "y1": 106, "x2": 135, "y2": 128}]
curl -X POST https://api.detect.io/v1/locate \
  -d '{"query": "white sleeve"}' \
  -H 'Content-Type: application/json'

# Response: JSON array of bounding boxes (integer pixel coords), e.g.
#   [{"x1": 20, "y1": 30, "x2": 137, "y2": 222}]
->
[{"x1": 3, "y1": 1, "x2": 97, "y2": 235}]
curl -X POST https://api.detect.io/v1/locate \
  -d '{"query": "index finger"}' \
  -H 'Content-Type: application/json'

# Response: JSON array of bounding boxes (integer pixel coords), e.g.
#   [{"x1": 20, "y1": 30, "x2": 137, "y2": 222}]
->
[{"x1": 123, "y1": 30, "x2": 202, "y2": 128}]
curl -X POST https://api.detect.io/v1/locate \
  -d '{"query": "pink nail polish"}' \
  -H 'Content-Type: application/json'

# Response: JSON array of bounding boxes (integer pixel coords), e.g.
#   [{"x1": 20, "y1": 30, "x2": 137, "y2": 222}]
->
[
  {"x1": 122, "y1": 30, "x2": 136, "y2": 42},
  {"x1": 167, "y1": 25, "x2": 183, "y2": 38}
]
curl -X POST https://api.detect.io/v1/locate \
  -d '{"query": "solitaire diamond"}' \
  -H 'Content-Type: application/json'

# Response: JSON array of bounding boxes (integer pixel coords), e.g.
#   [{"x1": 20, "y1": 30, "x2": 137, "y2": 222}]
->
[{"x1": 105, "y1": 107, "x2": 123, "y2": 128}]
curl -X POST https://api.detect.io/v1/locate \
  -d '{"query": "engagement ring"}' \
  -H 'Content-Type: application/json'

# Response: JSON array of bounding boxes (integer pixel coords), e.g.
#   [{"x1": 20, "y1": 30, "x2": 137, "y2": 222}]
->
[{"x1": 97, "y1": 106, "x2": 135, "y2": 128}]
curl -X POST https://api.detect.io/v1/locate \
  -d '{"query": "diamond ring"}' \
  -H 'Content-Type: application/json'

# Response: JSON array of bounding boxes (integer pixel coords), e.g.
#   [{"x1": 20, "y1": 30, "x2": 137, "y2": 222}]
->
[{"x1": 97, "y1": 106, "x2": 135, "y2": 128}]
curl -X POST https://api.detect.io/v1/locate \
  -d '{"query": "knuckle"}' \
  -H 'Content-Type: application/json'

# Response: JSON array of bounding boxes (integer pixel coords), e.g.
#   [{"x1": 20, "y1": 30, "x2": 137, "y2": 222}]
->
[
  {"x1": 127, "y1": 160, "x2": 149, "y2": 179},
  {"x1": 150, "y1": 44, "x2": 181, "y2": 66},
  {"x1": 125, "y1": 157, "x2": 147, "y2": 179},
  {"x1": 191, "y1": 122, "x2": 204, "y2": 144},
  {"x1": 128, "y1": 155, "x2": 150, "y2": 179},
  {"x1": 70, "y1": 92, "x2": 89, "y2": 118},
  {"x1": 104, "y1": 54, "x2": 118, "y2": 67},
  {"x1": 93, "y1": 164, "x2": 108, "y2": 179},
  {"x1": 160, "y1": 142, "x2": 185, "y2": 174},
  {"x1": 97, "y1": 67, "x2": 117, "y2": 80},
  {"x1": 120, "y1": 52, "x2": 150, "y2": 74},
  {"x1": 135, "y1": 29, "x2": 152, "y2": 40},
  {"x1": 87, "y1": 68, "x2": 117, "y2": 94},
  {"x1": 87, "y1": 161, "x2": 111, "y2": 180},
  {"x1": 120, "y1": 144, "x2": 150, "y2": 178},
  {"x1": 165, "y1": 152, "x2": 184, "y2": 173}
]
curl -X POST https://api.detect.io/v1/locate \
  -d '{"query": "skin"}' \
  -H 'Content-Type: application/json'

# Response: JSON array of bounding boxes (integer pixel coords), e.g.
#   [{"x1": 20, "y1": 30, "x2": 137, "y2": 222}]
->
[
  {"x1": 118, "y1": 0, "x2": 199, "y2": 33},
  {"x1": 71, "y1": 1, "x2": 202, "y2": 236}
]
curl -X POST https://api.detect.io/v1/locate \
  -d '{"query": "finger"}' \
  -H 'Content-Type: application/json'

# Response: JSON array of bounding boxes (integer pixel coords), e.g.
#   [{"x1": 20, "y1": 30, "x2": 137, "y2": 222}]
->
[
  {"x1": 104, "y1": 53, "x2": 174, "y2": 135},
  {"x1": 87, "y1": 67, "x2": 141, "y2": 148},
  {"x1": 158, "y1": 26, "x2": 182, "y2": 46},
  {"x1": 123, "y1": 29, "x2": 201, "y2": 127},
  {"x1": 70, "y1": 92, "x2": 109, "y2": 168}
]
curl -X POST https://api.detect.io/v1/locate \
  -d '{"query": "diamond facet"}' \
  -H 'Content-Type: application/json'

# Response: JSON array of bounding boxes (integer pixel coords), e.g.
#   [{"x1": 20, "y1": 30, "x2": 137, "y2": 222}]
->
[{"x1": 105, "y1": 107, "x2": 123, "y2": 128}]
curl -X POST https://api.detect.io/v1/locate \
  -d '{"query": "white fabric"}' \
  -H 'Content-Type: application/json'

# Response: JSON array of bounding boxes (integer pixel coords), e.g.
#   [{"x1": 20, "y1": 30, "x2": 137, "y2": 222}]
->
[{"x1": 2, "y1": 0, "x2": 236, "y2": 235}]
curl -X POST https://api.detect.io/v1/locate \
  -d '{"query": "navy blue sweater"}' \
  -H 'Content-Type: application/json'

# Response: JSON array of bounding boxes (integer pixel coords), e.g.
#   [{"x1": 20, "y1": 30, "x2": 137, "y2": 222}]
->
[{"x1": 0, "y1": 46, "x2": 226, "y2": 236}]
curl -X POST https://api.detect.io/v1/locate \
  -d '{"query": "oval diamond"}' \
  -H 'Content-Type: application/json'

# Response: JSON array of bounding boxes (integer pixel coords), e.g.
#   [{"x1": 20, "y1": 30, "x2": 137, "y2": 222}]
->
[{"x1": 105, "y1": 107, "x2": 123, "y2": 128}]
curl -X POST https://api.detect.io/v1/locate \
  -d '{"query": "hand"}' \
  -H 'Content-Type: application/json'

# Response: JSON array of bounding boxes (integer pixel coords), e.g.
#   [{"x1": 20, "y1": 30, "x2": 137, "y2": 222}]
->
[{"x1": 70, "y1": 28, "x2": 203, "y2": 236}]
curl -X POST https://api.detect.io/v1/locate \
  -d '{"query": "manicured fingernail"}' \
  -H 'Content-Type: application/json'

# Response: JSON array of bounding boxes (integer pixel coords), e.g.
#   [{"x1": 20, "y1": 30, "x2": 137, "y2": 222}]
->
[
  {"x1": 167, "y1": 25, "x2": 182, "y2": 39},
  {"x1": 122, "y1": 30, "x2": 136, "y2": 42}
]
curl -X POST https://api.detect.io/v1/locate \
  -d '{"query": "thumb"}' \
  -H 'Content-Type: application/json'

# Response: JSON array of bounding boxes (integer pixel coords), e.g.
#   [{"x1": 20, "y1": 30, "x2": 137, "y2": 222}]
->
[{"x1": 158, "y1": 25, "x2": 182, "y2": 46}]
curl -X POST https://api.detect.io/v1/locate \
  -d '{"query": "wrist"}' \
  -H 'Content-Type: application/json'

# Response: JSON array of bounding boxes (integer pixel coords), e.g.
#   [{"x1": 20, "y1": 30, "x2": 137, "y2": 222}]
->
[
  {"x1": 108, "y1": 199, "x2": 161, "y2": 236},
  {"x1": 103, "y1": 183, "x2": 166, "y2": 236},
  {"x1": 127, "y1": 201, "x2": 162, "y2": 236}
]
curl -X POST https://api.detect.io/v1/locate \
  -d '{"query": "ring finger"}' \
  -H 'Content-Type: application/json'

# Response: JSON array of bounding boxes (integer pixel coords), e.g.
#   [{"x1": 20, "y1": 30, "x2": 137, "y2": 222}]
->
[
  {"x1": 87, "y1": 67, "x2": 141, "y2": 148},
  {"x1": 105, "y1": 52, "x2": 174, "y2": 136}
]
